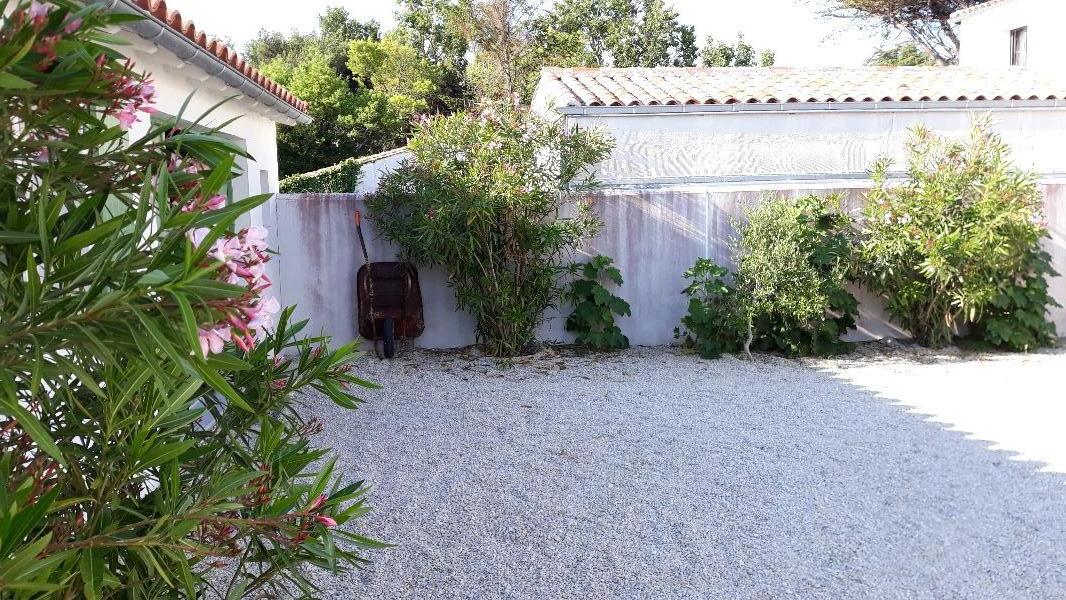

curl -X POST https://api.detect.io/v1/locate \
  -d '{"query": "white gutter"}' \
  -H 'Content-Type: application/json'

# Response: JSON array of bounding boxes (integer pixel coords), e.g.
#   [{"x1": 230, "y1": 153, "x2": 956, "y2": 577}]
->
[{"x1": 99, "y1": 0, "x2": 312, "y2": 125}]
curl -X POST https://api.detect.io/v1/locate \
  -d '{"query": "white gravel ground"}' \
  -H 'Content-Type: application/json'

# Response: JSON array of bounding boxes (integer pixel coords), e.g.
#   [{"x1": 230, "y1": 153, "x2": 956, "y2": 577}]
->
[{"x1": 306, "y1": 343, "x2": 1066, "y2": 599}]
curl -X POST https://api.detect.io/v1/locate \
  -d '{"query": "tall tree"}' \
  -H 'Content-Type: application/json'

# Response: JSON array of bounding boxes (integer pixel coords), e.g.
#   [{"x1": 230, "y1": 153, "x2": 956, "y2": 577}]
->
[
  {"x1": 395, "y1": 0, "x2": 471, "y2": 109},
  {"x1": 247, "y1": 7, "x2": 432, "y2": 176},
  {"x1": 536, "y1": 0, "x2": 698, "y2": 68},
  {"x1": 462, "y1": 0, "x2": 540, "y2": 104},
  {"x1": 867, "y1": 42, "x2": 936, "y2": 65},
  {"x1": 246, "y1": 7, "x2": 378, "y2": 73},
  {"x1": 820, "y1": 0, "x2": 988, "y2": 65},
  {"x1": 260, "y1": 47, "x2": 364, "y2": 177},
  {"x1": 700, "y1": 33, "x2": 776, "y2": 67}
]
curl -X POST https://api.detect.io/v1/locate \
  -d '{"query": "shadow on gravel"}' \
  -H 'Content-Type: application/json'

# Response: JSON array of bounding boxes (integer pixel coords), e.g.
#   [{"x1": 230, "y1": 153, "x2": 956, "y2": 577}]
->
[{"x1": 308, "y1": 349, "x2": 1066, "y2": 600}]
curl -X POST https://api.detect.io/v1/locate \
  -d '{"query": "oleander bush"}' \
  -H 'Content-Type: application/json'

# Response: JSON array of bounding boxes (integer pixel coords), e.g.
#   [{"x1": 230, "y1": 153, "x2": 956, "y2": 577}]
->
[
  {"x1": 367, "y1": 108, "x2": 612, "y2": 357},
  {"x1": 0, "y1": 2, "x2": 381, "y2": 597},
  {"x1": 677, "y1": 195, "x2": 859, "y2": 358},
  {"x1": 564, "y1": 255, "x2": 631, "y2": 350},
  {"x1": 859, "y1": 120, "x2": 1057, "y2": 349}
]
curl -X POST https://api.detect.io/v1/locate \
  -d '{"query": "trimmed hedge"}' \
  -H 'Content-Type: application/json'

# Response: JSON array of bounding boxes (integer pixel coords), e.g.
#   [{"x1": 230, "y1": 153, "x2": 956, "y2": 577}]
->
[{"x1": 278, "y1": 156, "x2": 362, "y2": 193}]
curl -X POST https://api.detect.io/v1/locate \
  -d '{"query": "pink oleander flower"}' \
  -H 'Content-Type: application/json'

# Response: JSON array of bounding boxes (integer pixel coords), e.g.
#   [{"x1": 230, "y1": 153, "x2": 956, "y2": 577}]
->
[
  {"x1": 205, "y1": 194, "x2": 226, "y2": 210},
  {"x1": 244, "y1": 225, "x2": 268, "y2": 251},
  {"x1": 314, "y1": 515, "x2": 337, "y2": 527},
  {"x1": 198, "y1": 326, "x2": 231, "y2": 356},
  {"x1": 29, "y1": 1, "x2": 50, "y2": 27},
  {"x1": 115, "y1": 106, "x2": 138, "y2": 130},
  {"x1": 139, "y1": 82, "x2": 156, "y2": 101},
  {"x1": 187, "y1": 227, "x2": 210, "y2": 246},
  {"x1": 34, "y1": 147, "x2": 49, "y2": 163},
  {"x1": 63, "y1": 16, "x2": 81, "y2": 34},
  {"x1": 308, "y1": 494, "x2": 328, "y2": 511},
  {"x1": 247, "y1": 296, "x2": 280, "y2": 332},
  {"x1": 181, "y1": 194, "x2": 226, "y2": 213},
  {"x1": 209, "y1": 236, "x2": 243, "y2": 264}
]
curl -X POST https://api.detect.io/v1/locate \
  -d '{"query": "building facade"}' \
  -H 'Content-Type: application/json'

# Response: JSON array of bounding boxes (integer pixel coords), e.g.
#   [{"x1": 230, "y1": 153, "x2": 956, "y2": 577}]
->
[
  {"x1": 955, "y1": 0, "x2": 1066, "y2": 70},
  {"x1": 103, "y1": 0, "x2": 310, "y2": 230}
]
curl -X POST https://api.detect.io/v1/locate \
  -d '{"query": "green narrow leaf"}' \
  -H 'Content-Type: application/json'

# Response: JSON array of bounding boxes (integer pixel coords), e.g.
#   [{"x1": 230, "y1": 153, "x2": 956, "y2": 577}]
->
[
  {"x1": 80, "y1": 549, "x2": 103, "y2": 600},
  {"x1": 188, "y1": 360, "x2": 252, "y2": 412},
  {"x1": 0, "y1": 386, "x2": 64, "y2": 465},
  {"x1": 0, "y1": 229, "x2": 39, "y2": 243},
  {"x1": 0, "y1": 71, "x2": 34, "y2": 89}
]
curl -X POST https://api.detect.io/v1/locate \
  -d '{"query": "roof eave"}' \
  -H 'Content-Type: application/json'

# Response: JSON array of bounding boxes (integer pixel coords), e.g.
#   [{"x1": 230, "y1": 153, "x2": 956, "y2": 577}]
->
[
  {"x1": 553, "y1": 98, "x2": 1066, "y2": 116},
  {"x1": 104, "y1": 0, "x2": 312, "y2": 125}
]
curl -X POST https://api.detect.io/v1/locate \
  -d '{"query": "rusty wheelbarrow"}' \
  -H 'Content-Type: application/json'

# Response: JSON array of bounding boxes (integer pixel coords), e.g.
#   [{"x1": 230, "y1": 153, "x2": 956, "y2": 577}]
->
[{"x1": 353, "y1": 210, "x2": 424, "y2": 358}]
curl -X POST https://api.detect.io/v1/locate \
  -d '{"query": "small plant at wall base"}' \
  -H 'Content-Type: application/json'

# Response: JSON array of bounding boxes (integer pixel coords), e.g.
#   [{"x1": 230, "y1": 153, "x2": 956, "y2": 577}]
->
[
  {"x1": 675, "y1": 259, "x2": 747, "y2": 359},
  {"x1": 0, "y1": 3, "x2": 381, "y2": 597},
  {"x1": 564, "y1": 255, "x2": 631, "y2": 350},
  {"x1": 676, "y1": 195, "x2": 859, "y2": 359},
  {"x1": 366, "y1": 108, "x2": 612, "y2": 357},
  {"x1": 859, "y1": 120, "x2": 1057, "y2": 350}
]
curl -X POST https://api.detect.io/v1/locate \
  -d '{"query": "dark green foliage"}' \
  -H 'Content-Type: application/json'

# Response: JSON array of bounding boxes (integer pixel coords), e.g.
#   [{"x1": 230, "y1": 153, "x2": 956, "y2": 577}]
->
[
  {"x1": 279, "y1": 156, "x2": 363, "y2": 193},
  {"x1": 675, "y1": 259, "x2": 747, "y2": 359},
  {"x1": 564, "y1": 255, "x2": 631, "y2": 350},
  {"x1": 533, "y1": 0, "x2": 699, "y2": 68},
  {"x1": 249, "y1": 8, "x2": 432, "y2": 177},
  {"x1": 859, "y1": 121, "x2": 1055, "y2": 349},
  {"x1": 976, "y1": 249, "x2": 1059, "y2": 351},
  {"x1": 0, "y1": 4, "x2": 380, "y2": 596},
  {"x1": 700, "y1": 33, "x2": 776, "y2": 67},
  {"x1": 866, "y1": 43, "x2": 935, "y2": 66},
  {"x1": 366, "y1": 108, "x2": 612, "y2": 357}
]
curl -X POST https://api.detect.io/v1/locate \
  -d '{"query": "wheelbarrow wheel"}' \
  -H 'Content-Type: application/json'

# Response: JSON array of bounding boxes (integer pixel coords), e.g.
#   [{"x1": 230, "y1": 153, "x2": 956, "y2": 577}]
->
[{"x1": 381, "y1": 318, "x2": 396, "y2": 358}]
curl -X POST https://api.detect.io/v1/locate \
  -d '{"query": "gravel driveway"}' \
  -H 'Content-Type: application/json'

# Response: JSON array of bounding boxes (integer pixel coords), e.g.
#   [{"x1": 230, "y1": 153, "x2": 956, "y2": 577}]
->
[{"x1": 306, "y1": 344, "x2": 1066, "y2": 599}]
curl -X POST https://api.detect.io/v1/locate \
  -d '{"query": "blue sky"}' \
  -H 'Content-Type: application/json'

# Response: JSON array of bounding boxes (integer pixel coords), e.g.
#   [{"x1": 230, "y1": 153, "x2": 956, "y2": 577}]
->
[{"x1": 171, "y1": 0, "x2": 888, "y2": 67}]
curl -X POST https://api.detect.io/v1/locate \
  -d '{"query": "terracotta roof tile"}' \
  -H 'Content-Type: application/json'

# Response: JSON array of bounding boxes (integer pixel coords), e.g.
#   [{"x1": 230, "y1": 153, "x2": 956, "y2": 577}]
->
[
  {"x1": 537, "y1": 67, "x2": 1066, "y2": 109},
  {"x1": 129, "y1": 0, "x2": 308, "y2": 113}
]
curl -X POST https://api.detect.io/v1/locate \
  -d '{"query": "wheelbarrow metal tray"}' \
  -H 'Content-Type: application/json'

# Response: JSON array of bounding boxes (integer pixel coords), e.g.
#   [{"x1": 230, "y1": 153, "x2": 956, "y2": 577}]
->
[{"x1": 356, "y1": 262, "x2": 425, "y2": 340}]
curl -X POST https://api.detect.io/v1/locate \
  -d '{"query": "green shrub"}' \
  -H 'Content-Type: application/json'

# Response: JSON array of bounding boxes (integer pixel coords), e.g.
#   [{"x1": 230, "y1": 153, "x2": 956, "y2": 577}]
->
[
  {"x1": 0, "y1": 3, "x2": 380, "y2": 596},
  {"x1": 366, "y1": 108, "x2": 612, "y2": 356},
  {"x1": 859, "y1": 120, "x2": 1056, "y2": 349},
  {"x1": 564, "y1": 255, "x2": 631, "y2": 350},
  {"x1": 676, "y1": 195, "x2": 858, "y2": 358},
  {"x1": 736, "y1": 194, "x2": 858, "y2": 357},
  {"x1": 279, "y1": 156, "x2": 362, "y2": 193}
]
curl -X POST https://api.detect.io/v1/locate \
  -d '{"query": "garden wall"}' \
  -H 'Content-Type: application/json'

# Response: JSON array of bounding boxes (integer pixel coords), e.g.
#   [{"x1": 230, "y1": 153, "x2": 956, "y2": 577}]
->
[{"x1": 269, "y1": 182, "x2": 1066, "y2": 349}]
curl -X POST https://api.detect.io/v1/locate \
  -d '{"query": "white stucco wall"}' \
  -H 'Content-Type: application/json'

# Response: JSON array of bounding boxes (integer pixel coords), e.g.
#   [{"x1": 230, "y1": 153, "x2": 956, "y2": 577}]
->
[
  {"x1": 956, "y1": 0, "x2": 1066, "y2": 71},
  {"x1": 119, "y1": 35, "x2": 290, "y2": 230},
  {"x1": 271, "y1": 183, "x2": 1066, "y2": 350}
]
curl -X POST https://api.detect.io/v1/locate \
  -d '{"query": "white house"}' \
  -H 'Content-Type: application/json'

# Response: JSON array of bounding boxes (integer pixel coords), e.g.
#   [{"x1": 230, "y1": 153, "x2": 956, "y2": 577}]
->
[
  {"x1": 954, "y1": 0, "x2": 1066, "y2": 70},
  {"x1": 100, "y1": 0, "x2": 310, "y2": 230}
]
